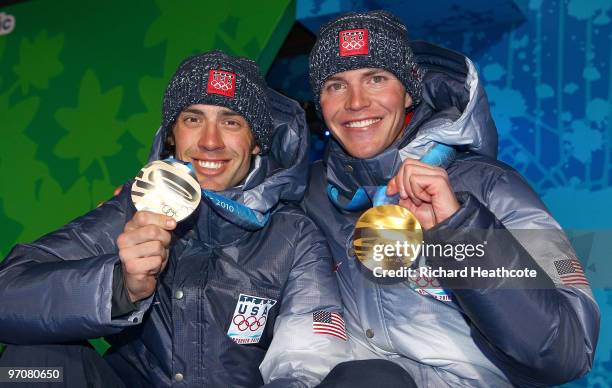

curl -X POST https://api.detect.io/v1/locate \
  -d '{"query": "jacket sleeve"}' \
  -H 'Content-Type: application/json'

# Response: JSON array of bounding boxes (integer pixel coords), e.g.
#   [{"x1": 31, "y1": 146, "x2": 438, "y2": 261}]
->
[
  {"x1": 0, "y1": 183, "x2": 153, "y2": 344},
  {"x1": 425, "y1": 169, "x2": 600, "y2": 387},
  {"x1": 260, "y1": 215, "x2": 351, "y2": 388}
]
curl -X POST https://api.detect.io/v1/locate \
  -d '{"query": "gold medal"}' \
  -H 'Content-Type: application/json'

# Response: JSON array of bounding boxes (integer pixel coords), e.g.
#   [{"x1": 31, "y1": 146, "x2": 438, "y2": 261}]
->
[
  {"x1": 353, "y1": 205, "x2": 423, "y2": 273},
  {"x1": 131, "y1": 159, "x2": 201, "y2": 222}
]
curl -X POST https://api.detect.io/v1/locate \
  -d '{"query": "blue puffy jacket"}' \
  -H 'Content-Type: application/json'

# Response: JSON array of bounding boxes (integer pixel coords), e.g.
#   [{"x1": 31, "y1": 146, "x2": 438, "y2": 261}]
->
[
  {"x1": 302, "y1": 42, "x2": 600, "y2": 387},
  {"x1": 0, "y1": 90, "x2": 350, "y2": 387}
]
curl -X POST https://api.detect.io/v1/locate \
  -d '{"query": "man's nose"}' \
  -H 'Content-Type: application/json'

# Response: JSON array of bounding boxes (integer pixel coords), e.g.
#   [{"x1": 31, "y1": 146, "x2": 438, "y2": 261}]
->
[
  {"x1": 345, "y1": 85, "x2": 370, "y2": 111},
  {"x1": 198, "y1": 124, "x2": 224, "y2": 151}
]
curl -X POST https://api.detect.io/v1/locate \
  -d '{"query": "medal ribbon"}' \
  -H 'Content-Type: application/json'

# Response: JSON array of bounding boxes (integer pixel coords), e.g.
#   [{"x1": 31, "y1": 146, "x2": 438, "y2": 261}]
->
[
  {"x1": 327, "y1": 143, "x2": 457, "y2": 210},
  {"x1": 200, "y1": 189, "x2": 270, "y2": 230},
  {"x1": 170, "y1": 158, "x2": 270, "y2": 230}
]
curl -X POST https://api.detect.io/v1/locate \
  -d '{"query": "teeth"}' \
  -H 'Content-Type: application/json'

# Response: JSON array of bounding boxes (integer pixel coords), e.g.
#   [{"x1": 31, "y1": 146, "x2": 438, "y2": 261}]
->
[
  {"x1": 345, "y1": 118, "x2": 381, "y2": 128},
  {"x1": 198, "y1": 160, "x2": 224, "y2": 169}
]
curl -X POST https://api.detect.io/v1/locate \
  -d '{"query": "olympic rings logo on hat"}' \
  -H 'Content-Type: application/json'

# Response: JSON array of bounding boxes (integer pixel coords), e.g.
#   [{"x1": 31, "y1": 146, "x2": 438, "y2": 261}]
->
[
  {"x1": 232, "y1": 314, "x2": 267, "y2": 332},
  {"x1": 211, "y1": 75, "x2": 234, "y2": 91},
  {"x1": 339, "y1": 29, "x2": 369, "y2": 57},
  {"x1": 342, "y1": 40, "x2": 365, "y2": 50},
  {"x1": 207, "y1": 69, "x2": 236, "y2": 97},
  {"x1": 341, "y1": 32, "x2": 365, "y2": 50}
]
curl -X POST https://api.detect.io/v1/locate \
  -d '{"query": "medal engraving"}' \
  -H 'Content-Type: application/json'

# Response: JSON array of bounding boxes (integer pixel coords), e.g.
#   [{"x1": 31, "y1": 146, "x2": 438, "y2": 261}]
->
[
  {"x1": 131, "y1": 159, "x2": 201, "y2": 222},
  {"x1": 353, "y1": 205, "x2": 423, "y2": 273}
]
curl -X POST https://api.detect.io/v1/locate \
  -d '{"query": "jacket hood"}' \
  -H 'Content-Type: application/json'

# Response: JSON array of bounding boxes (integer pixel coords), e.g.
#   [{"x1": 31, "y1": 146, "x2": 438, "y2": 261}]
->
[
  {"x1": 325, "y1": 41, "x2": 499, "y2": 194},
  {"x1": 401, "y1": 40, "x2": 498, "y2": 160},
  {"x1": 146, "y1": 89, "x2": 309, "y2": 239}
]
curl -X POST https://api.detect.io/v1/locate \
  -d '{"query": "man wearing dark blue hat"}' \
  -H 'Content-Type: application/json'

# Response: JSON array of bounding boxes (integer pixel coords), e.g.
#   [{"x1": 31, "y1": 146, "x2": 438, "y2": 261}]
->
[
  {"x1": 304, "y1": 10, "x2": 600, "y2": 387},
  {"x1": 0, "y1": 51, "x2": 350, "y2": 387}
]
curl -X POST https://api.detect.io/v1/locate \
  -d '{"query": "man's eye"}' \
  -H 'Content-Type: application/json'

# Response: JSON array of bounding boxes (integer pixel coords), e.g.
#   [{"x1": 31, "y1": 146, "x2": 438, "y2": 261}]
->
[
  {"x1": 184, "y1": 116, "x2": 199, "y2": 124},
  {"x1": 371, "y1": 75, "x2": 386, "y2": 83},
  {"x1": 326, "y1": 82, "x2": 344, "y2": 92},
  {"x1": 224, "y1": 120, "x2": 241, "y2": 127}
]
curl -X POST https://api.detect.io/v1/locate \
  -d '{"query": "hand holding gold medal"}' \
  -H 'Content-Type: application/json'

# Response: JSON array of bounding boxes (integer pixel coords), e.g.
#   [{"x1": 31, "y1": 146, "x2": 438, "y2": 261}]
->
[{"x1": 353, "y1": 148, "x2": 459, "y2": 274}]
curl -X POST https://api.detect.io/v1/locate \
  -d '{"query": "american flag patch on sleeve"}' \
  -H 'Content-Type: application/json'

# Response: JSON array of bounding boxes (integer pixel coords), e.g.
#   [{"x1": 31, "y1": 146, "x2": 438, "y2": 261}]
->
[
  {"x1": 313, "y1": 311, "x2": 347, "y2": 340},
  {"x1": 554, "y1": 258, "x2": 589, "y2": 286}
]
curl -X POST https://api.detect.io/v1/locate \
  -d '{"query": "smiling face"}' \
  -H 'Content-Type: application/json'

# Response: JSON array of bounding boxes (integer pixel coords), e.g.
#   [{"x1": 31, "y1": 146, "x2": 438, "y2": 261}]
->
[
  {"x1": 171, "y1": 104, "x2": 260, "y2": 191},
  {"x1": 320, "y1": 68, "x2": 413, "y2": 159}
]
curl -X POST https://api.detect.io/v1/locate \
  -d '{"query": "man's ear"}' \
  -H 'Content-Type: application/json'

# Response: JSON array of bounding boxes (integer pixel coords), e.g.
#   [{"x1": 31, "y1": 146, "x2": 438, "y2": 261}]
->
[
  {"x1": 404, "y1": 93, "x2": 413, "y2": 109},
  {"x1": 252, "y1": 144, "x2": 261, "y2": 155}
]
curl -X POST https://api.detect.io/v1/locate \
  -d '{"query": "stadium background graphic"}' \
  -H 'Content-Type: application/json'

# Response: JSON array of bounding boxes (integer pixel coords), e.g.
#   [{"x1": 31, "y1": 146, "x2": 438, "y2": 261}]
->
[{"x1": 0, "y1": 0, "x2": 610, "y2": 386}]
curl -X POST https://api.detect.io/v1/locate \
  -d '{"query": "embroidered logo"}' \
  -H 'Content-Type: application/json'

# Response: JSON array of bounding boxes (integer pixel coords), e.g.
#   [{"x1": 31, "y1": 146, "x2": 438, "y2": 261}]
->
[
  {"x1": 227, "y1": 293, "x2": 277, "y2": 344},
  {"x1": 339, "y1": 29, "x2": 368, "y2": 57},
  {"x1": 313, "y1": 311, "x2": 347, "y2": 340},
  {"x1": 207, "y1": 69, "x2": 236, "y2": 97},
  {"x1": 554, "y1": 258, "x2": 589, "y2": 286},
  {"x1": 411, "y1": 272, "x2": 453, "y2": 302},
  {"x1": 415, "y1": 288, "x2": 452, "y2": 302}
]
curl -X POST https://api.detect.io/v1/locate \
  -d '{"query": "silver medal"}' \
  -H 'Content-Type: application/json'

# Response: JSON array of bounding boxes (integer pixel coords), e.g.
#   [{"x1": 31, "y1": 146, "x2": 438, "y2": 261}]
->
[{"x1": 131, "y1": 159, "x2": 201, "y2": 222}]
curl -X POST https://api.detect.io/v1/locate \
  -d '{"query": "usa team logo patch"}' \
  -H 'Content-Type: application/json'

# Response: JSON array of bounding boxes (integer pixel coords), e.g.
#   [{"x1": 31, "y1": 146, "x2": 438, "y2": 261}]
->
[
  {"x1": 415, "y1": 288, "x2": 453, "y2": 302},
  {"x1": 227, "y1": 293, "x2": 277, "y2": 344},
  {"x1": 410, "y1": 272, "x2": 453, "y2": 302},
  {"x1": 207, "y1": 69, "x2": 236, "y2": 97},
  {"x1": 339, "y1": 29, "x2": 368, "y2": 57}
]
